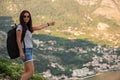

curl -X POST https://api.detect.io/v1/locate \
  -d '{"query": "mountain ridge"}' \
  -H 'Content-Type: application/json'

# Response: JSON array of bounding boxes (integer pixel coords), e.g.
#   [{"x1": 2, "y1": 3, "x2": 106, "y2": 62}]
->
[
  {"x1": 0, "y1": 1, "x2": 120, "y2": 79},
  {"x1": 0, "y1": 0, "x2": 120, "y2": 46}
]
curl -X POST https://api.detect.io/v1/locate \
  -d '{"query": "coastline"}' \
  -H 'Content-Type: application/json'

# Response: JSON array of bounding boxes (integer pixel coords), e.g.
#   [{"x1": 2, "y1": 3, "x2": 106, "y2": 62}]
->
[
  {"x1": 68, "y1": 70, "x2": 120, "y2": 80},
  {"x1": 82, "y1": 70, "x2": 120, "y2": 80}
]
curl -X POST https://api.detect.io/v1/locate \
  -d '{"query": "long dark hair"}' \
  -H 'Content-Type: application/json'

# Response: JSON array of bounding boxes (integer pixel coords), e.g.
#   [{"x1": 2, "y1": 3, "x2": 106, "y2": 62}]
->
[{"x1": 19, "y1": 10, "x2": 33, "y2": 33}]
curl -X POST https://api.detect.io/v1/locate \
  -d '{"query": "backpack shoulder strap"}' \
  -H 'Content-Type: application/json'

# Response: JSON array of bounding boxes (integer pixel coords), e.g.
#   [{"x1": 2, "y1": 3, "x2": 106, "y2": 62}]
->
[
  {"x1": 21, "y1": 29, "x2": 26, "y2": 41},
  {"x1": 21, "y1": 29, "x2": 27, "y2": 53},
  {"x1": 15, "y1": 24, "x2": 26, "y2": 41}
]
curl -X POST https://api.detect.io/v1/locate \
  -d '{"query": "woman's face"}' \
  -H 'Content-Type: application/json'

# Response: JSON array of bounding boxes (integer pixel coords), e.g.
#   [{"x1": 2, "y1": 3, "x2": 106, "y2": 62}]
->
[{"x1": 23, "y1": 12, "x2": 30, "y2": 23}]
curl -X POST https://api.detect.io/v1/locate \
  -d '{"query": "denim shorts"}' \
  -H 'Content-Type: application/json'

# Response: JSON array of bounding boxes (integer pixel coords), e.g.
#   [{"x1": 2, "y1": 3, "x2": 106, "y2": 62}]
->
[{"x1": 23, "y1": 48, "x2": 33, "y2": 63}]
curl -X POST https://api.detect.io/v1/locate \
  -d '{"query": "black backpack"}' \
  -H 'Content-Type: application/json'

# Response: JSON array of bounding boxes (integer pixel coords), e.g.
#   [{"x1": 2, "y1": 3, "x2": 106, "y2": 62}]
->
[{"x1": 7, "y1": 24, "x2": 26, "y2": 59}]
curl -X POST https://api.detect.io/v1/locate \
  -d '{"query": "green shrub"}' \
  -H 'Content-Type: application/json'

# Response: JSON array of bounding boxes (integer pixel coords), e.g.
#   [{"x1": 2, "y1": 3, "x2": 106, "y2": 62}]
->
[
  {"x1": 31, "y1": 73, "x2": 46, "y2": 80},
  {"x1": 0, "y1": 58, "x2": 46, "y2": 80}
]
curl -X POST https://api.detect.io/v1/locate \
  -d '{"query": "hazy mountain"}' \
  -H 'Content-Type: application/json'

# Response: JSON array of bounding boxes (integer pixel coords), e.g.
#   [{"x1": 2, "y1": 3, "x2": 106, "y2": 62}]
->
[
  {"x1": 0, "y1": 0, "x2": 120, "y2": 46},
  {"x1": 0, "y1": 0, "x2": 120, "y2": 79}
]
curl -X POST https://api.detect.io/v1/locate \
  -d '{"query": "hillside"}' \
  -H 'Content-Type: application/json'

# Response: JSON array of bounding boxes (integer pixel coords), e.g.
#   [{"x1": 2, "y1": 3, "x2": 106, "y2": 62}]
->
[
  {"x1": 0, "y1": 0, "x2": 120, "y2": 47},
  {"x1": 0, "y1": 0, "x2": 120, "y2": 79}
]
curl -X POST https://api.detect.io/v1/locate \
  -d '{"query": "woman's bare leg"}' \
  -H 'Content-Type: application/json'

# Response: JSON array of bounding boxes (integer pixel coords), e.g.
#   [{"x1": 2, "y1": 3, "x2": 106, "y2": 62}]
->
[{"x1": 20, "y1": 61, "x2": 34, "y2": 80}]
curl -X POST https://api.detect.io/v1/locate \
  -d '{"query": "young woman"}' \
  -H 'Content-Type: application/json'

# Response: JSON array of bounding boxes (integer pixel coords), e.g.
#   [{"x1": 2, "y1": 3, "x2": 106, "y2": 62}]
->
[{"x1": 16, "y1": 10, "x2": 55, "y2": 80}]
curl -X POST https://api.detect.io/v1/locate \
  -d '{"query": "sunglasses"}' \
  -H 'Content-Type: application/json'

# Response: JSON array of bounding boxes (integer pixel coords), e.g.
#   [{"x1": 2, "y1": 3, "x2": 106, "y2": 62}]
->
[{"x1": 23, "y1": 15, "x2": 30, "y2": 18}]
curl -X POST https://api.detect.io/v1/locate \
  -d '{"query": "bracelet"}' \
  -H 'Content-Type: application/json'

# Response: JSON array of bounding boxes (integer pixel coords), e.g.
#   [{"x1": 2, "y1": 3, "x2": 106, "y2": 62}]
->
[{"x1": 47, "y1": 23, "x2": 50, "y2": 26}]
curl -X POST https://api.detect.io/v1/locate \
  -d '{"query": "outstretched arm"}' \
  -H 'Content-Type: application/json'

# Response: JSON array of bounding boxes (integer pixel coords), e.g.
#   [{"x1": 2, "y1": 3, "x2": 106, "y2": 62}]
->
[{"x1": 33, "y1": 21, "x2": 55, "y2": 31}]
